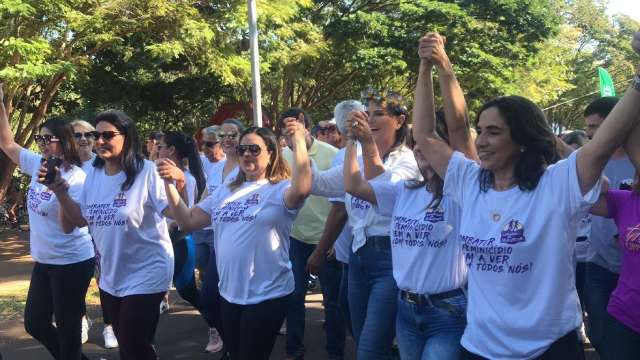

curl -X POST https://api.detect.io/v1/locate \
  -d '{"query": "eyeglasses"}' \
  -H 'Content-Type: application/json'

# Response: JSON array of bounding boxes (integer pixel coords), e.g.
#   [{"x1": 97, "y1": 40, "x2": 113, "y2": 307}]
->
[
  {"x1": 34, "y1": 135, "x2": 60, "y2": 145},
  {"x1": 317, "y1": 126, "x2": 337, "y2": 135},
  {"x1": 74, "y1": 132, "x2": 95, "y2": 140},
  {"x1": 218, "y1": 132, "x2": 238, "y2": 140},
  {"x1": 203, "y1": 141, "x2": 219, "y2": 148},
  {"x1": 236, "y1": 144, "x2": 262, "y2": 156},
  {"x1": 90, "y1": 131, "x2": 124, "y2": 141}
]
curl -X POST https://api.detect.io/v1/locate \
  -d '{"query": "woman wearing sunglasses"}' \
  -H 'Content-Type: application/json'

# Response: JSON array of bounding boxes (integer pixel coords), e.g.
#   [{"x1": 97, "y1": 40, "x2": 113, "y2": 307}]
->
[
  {"x1": 158, "y1": 119, "x2": 311, "y2": 360},
  {"x1": 414, "y1": 32, "x2": 640, "y2": 359},
  {"x1": 195, "y1": 118, "x2": 244, "y2": 354},
  {"x1": 0, "y1": 84, "x2": 95, "y2": 360},
  {"x1": 70, "y1": 119, "x2": 119, "y2": 349},
  {"x1": 310, "y1": 89, "x2": 420, "y2": 359},
  {"x1": 44, "y1": 110, "x2": 174, "y2": 360}
]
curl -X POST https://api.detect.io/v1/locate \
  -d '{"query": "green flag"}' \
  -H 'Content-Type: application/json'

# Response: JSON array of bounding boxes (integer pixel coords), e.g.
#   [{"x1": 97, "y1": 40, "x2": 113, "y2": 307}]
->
[{"x1": 598, "y1": 67, "x2": 616, "y2": 97}]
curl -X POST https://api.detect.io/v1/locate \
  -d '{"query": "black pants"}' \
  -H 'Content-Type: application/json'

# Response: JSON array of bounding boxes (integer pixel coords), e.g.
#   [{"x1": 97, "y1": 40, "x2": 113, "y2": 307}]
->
[
  {"x1": 461, "y1": 329, "x2": 585, "y2": 360},
  {"x1": 100, "y1": 290, "x2": 165, "y2": 360},
  {"x1": 24, "y1": 257, "x2": 95, "y2": 360},
  {"x1": 221, "y1": 294, "x2": 291, "y2": 360}
]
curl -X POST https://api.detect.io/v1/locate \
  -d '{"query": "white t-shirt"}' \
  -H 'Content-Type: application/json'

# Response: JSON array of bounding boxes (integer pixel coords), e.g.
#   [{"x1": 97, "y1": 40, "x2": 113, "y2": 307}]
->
[
  {"x1": 80, "y1": 160, "x2": 173, "y2": 297},
  {"x1": 329, "y1": 147, "x2": 356, "y2": 264},
  {"x1": 202, "y1": 159, "x2": 239, "y2": 234},
  {"x1": 312, "y1": 146, "x2": 419, "y2": 252},
  {"x1": 575, "y1": 214, "x2": 592, "y2": 262},
  {"x1": 19, "y1": 149, "x2": 94, "y2": 265},
  {"x1": 197, "y1": 180, "x2": 299, "y2": 305},
  {"x1": 80, "y1": 154, "x2": 97, "y2": 174},
  {"x1": 200, "y1": 154, "x2": 222, "y2": 178},
  {"x1": 444, "y1": 151, "x2": 601, "y2": 359},
  {"x1": 371, "y1": 178, "x2": 466, "y2": 294}
]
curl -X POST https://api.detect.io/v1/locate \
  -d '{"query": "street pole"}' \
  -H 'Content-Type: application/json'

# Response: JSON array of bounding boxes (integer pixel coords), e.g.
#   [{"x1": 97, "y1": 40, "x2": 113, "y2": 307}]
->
[{"x1": 248, "y1": 0, "x2": 262, "y2": 127}]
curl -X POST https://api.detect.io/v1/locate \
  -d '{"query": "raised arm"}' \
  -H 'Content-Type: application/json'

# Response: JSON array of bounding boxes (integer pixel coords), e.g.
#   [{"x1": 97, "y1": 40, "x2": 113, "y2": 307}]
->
[
  {"x1": 429, "y1": 34, "x2": 478, "y2": 162},
  {"x1": 0, "y1": 83, "x2": 24, "y2": 164},
  {"x1": 343, "y1": 137, "x2": 377, "y2": 205},
  {"x1": 283, "y1": 118, "x2": 312, "y2": 209},
  {"x1": 158, "y1": 159, "x2": 211, "y2": 232},
  {"x1": 626, "y1": 31, "x2": 640, "y2": 169},
  {"x1": 413, "y1": 35, "x2": 454, "y2": 179},
  {"x1": 577, "y1": 31, "x2": 640, "y2": 195}
]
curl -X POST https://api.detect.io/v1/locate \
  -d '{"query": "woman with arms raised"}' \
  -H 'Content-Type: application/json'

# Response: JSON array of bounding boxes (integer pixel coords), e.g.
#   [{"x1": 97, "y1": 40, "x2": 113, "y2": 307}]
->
[
  {"x1": 0, "y1": 84, "x2": 95, "y2": 360},
  {"x1": 414, "y1": 32, "x2": 640, "y2": 359},
  {"x1": 158, "y1": 118, "x2": 311, "y2": 360}
]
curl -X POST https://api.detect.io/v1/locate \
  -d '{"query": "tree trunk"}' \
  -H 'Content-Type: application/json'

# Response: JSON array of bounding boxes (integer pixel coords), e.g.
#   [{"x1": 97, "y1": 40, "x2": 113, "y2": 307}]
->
[{"x1": 0, "y1": 153, "x2": 18, "y2": 203}]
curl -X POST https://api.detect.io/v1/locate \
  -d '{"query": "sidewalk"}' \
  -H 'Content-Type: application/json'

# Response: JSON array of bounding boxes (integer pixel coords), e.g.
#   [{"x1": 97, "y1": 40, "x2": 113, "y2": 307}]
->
[{"x1": 0, "y1": 230, "x2": 356, "y2": 359}]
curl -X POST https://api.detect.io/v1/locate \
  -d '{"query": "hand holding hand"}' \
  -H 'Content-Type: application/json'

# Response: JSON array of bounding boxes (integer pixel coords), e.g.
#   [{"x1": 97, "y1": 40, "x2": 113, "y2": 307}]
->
[
  {"x1": 282, "y1": 115, "x2": 306, "y2": 148},
  {"x1": 418, "y1": 33, "x2": 449, "y2": 70},
  {"x1": 156, "y1": 159, "x2": 185, "y2": 184}
]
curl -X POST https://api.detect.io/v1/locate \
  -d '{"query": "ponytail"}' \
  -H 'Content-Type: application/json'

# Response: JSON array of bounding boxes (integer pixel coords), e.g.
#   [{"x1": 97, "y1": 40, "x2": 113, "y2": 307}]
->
[{"x1": 163, "y1": 131, "x2": 207, "y2": 199}]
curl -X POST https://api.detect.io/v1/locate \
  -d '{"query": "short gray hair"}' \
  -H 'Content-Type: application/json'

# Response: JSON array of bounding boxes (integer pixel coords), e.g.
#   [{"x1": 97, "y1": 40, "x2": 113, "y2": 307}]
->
[
  {"x1": 334, "y1": 100, "x2": 365, "y2": 135},
  {"x1": 203, "y1": 125, "x2": 220, "y2": 135},
  {"x1": 70, "y1": 120, "x2": 95, "y2": 131}
]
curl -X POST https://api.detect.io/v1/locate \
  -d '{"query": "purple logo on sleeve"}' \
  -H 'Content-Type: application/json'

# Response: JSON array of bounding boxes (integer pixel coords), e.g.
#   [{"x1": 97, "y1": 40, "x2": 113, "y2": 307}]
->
[
  {"x1": 626, "y1": 225, "x2": 640, "y2": 252},
  {"x1": 113, "y1": 192, "x2": 127, "y2": 208},
  {"x1": 245, "y1": 193, "x2": 261, "y2": 206},
  {"x1": 500, "y1": 219, "x2": 526, "y2": 244},
  {"x1": 424, "y1": 206, "x2": 444, "y2": 223}
]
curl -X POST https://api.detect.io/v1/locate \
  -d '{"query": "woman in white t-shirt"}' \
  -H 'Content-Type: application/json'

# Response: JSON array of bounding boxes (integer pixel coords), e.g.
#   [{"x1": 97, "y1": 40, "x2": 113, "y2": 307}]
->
[
  {"x1": 414, "y1": 33, "x2": 640, "y2": 360},
  {"x1": 70, "y1": 119, "x2": 117, "y2": 348},
  {"x1": 46, "y1": 110, "x2": 174, "y2": 360},
  {"x1": 343, "y1": 36, "x2": 477, "y2": 359},
  {"x1": 197, "y1": 118, "x2": 243, "y2": 354},
  {"x1": 310, "y1": 89, "x2": 420, "y2": 359},
  {"x1": 159, "y1": 120, "x2": 311, "y2": 360},
  {"x1": 156, "y1": 130, "x2": 222, "y2": 351},
  {"x1": 0, "y1": 84, "x2": 95, "y2": 360}
]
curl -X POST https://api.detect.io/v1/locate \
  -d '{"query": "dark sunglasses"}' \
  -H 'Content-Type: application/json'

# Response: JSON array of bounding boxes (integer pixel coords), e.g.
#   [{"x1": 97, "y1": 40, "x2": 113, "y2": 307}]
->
[
  {"x1": 203, "y1": 141, "x2": 219, "y2": 148},
  {"x1": 74, "y1": 132, "x2": 95, "y2": 140},
  {"x1": 34, "y1": 134, "x2": 60, "y2": 145},
  {"x1": 218, "y1": 132, "x2": 238, "y2": 140},
  {"x1": 317, "y1": 126, "x2": 337, "y2": 134},
  {"x1": 237, "y1": 144, "x2": 262, "y2": 156},
  {"x1": 91, "y1": 131, "x2": 124, "y2": 141}
]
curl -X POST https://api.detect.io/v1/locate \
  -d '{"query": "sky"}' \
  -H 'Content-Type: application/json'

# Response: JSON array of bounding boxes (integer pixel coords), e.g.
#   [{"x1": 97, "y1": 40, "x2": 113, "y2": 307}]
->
[{"x1": 607, "y1": 0, "x2": 640, "y2": 22}]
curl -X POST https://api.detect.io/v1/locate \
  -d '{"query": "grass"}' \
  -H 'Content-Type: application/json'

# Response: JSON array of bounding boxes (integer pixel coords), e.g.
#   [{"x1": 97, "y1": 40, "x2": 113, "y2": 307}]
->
[{"x1": 0, "y1": 278, "x2": 102, "y2": 320}]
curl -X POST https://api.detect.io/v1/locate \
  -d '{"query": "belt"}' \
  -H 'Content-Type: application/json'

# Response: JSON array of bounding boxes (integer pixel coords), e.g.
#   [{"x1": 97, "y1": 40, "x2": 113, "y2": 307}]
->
[
  {"x1": 363, "y1": 236, "x2": 391, "y2": 250},
  {"x1": 400, "y1": 288, "x2": 465, "y2": 307}
]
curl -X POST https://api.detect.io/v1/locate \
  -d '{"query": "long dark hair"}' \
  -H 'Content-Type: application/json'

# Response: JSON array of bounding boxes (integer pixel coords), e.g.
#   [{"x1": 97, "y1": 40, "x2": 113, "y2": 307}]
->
[
  {"x1": 229, "y1": 127, "x2": 290, "y2": 191},
  {"x1": 477, "y1": 96, "x2": 558, "y2": 192},
  {"x1": 39, "y1": 117, "x2": 82, "y2": 168},
  {"x1": 93, "y1": 110, "x2": 144, "y2": 191},
  {"x1": 406, "y1": 110, "x2": 448, "y2": 209},
  {"x1": 365, "y1": 93, "x2": 409, "y2": 157},
  {"x1": 163, "y1": 131, "x2": 206, "y2": 200}
]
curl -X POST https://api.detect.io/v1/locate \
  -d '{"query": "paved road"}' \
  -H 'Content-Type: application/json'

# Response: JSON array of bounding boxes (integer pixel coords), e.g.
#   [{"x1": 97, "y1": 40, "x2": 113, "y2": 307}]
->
[{"x1": 0, "y1": 229, "x2": 355, "y2": 359}]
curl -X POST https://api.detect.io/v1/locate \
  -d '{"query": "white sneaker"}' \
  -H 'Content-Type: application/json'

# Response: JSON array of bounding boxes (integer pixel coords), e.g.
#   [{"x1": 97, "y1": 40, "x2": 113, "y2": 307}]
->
[
  {"x1": 205, "y1": 327, "x2": 223, "y2": 353},
  {"x1": 159, "y1": 299, "x2": 170, "y2": 314},
  {"x1": 81, "y1": 316, "x2": 90, "y2": 344},
  {"x1": 103, "y1": 325, "x2": 118, "y2": 349}
]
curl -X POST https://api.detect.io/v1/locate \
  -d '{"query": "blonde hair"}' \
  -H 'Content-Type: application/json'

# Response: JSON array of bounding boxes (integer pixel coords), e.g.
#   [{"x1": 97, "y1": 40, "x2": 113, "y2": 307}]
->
[
  {"x1": 70, "y1": 119, "x2": 95, "y2": 132},
  {"x1": 229, "y1": 127, "x2": 291, "y2": 191}
]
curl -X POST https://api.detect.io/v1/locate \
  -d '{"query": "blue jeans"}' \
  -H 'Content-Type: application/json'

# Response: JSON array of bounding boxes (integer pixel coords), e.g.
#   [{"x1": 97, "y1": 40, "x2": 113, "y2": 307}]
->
[
  {"x1": 286, "y1": 238, "x2": 346, "y2": 358},
  {"x1": 339, "y1": 263, "x2": 352, "y2": 337},
  {"x1": 348, "y1": 238, "x2": 398, "y2": 360},
  {"x1": 584, "y1": 262, "x2": 619, "y2": 353},
  {"x1": 192, "y1": 229, "x2": 213, "y2": 275},
  {"x1": 396, "y1": 292, "x2": 466, "y2": 360}
]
